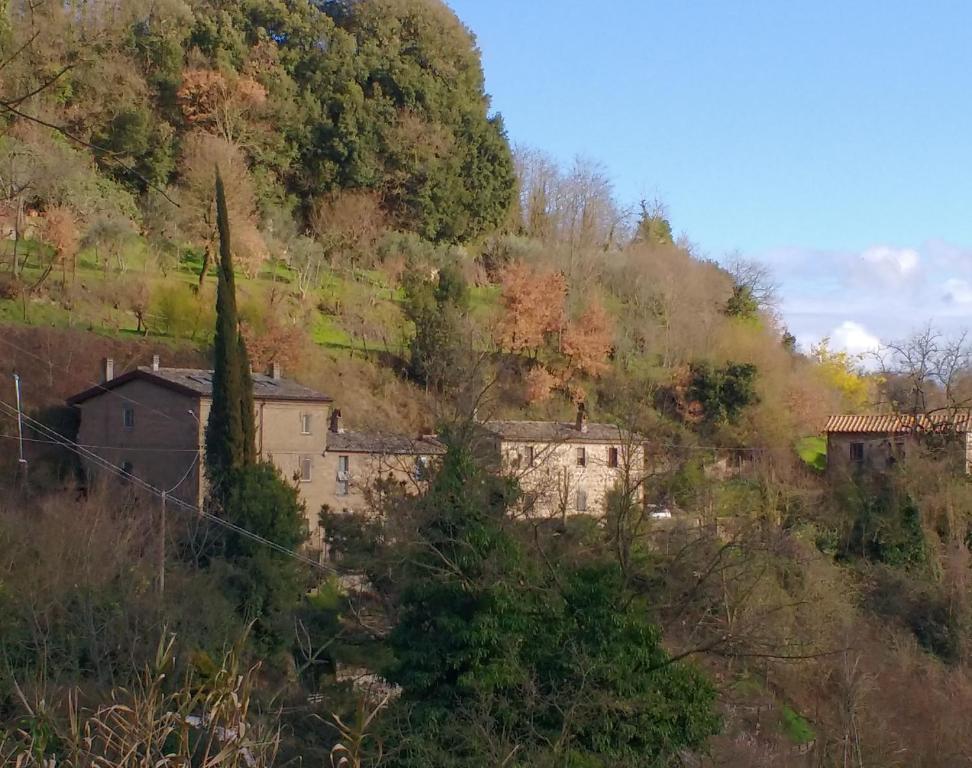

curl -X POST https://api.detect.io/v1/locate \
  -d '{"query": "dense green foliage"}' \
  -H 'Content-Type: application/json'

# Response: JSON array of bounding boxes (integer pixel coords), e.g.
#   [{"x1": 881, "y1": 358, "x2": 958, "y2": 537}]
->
[
  {"x1": 1, "y1": 0, "x2": 514, "y2": 244},
  {"x1": 216, "y1": 463, "x2": 309, "y2": 653},
  {"x1": 206, "y1": 172, "x2": 257, "y2": 489},
  {"x1": 724, "y1": 284, "x2": 760, "y2": 319},
  {"x1": 203, "y1": 175, "x2": 307, "y2": 653},
  {"x1": 403, "y1": 262, "x2": 469, "y2": 387},
  {"x1": 688, "y1": 361, "x2": 760, "y2": 424},
  {"x1": 383, "y1": 445, "x2": 719, "y2": 767}
]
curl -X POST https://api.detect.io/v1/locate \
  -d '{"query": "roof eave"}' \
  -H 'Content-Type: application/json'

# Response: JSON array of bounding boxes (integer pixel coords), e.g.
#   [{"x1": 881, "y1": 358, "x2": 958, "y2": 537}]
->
[{"x1": 67, "y1": 369, "x2": 203, "y2": 405}]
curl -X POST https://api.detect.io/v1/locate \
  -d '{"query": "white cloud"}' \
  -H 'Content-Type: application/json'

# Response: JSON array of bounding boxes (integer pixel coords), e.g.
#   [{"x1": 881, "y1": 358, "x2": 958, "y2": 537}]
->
[
  {"x1": 761, "y1": 239, "x2": 972, "y2": 352},
  {"x1": 858, "y1": 245, "x2": 920, "y2": 282},
  {"x1": 828, "y1": 321, "x2": 882, "y2": 357},
  {"x1": 943, "y1": 277, "x2": 972, "y2": 305}
]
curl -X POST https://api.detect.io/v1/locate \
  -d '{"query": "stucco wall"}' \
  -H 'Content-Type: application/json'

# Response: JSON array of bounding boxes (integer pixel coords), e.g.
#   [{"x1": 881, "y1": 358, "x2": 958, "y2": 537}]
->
[
  {"x1": 198, "y1": 398, "x2": 332, "y2": 540},
  {"x1": 77, "y1": 384, "x2": 332, "y2": 538},
  {"x1": 75, "y1": 380, "x2": 202, "y2": 506},
  {"x1": 827, "y1": 433, "x2": 907, "y2": 474},
  {"x1": 319, "y1": 449, "x2": 435, "y2": 512}
]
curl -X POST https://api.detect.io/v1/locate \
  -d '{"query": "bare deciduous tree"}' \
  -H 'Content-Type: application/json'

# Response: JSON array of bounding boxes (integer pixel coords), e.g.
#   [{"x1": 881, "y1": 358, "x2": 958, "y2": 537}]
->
[
  {"x1": 876, "y1": 324, "x2": 972, "y2": 417},
  {"x1": 176, "y1": 132, "x2": 263, "y2": 286},
  {"x1": 725, "y1": 252, "x2": 780, "y2": 311}
]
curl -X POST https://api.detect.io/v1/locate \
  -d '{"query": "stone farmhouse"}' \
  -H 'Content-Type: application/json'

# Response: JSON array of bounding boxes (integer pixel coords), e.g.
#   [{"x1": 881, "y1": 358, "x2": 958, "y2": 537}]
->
[
  {"x1": 67, "y1": 357, "x2": 443, "y2": 552},
  {"x1": 322, "y1": 408, "x2": 445, "y2": 516},
  {"x1": 825, "y1": 411, "x2": 972, "y2": 474},
  {"x1": 481, "y1": 404, "x2": 645, "y2": 519},
  {"x1": 68, "y1": 360, "x2": 649, "y2": 556}
]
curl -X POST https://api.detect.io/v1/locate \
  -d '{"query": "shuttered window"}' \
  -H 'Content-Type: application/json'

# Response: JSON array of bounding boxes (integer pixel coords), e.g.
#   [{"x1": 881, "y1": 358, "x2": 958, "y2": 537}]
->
[{"x1": 300, "y1": 456, "x2": 313, "y2": 482}]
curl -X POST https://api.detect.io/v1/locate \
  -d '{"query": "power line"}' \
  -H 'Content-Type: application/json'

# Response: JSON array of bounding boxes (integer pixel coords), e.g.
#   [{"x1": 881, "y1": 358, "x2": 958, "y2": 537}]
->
[
  {"x1": 0, "y1": 434, "x2": 332, "y2": 458},
  {"x1": 0, "y1": 399, "x2": 334, "y2": 575},
  {"x1": 0, "y1": 336, "x2": 195, "y2": 430},
  {"x1": 0, "y1": 433, "x2": 203, "y2": 452}
]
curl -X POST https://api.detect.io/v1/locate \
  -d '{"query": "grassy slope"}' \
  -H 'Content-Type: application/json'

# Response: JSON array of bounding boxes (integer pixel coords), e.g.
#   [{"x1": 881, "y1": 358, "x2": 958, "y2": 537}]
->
[
  {"x1": 796, "y1": 435, "x2": 827, "y2": 471},
  {"x1": 0, "y1": 238, "x2": 412, "y2": 351}
]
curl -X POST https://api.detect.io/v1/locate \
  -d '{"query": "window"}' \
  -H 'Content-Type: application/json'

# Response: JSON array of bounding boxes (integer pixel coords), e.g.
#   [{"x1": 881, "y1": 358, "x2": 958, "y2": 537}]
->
[
  {"x1": 525, "y1": 446, "x2": 535, "y2": 467},
  {"x1": 336, "y1": 455, "x2": 349, "y2": 496},
  {"x1": 414, "y1": 455, "x2": 430, "y2": 481},
  {"x1": 300, "y1": 456, "x2": 313, "y2": 482},
  {"x1": 123, "y1": 406, "x2": 135, "y2": 430},
  {"x1": 849, "y1": 442, "x2": 864, "y2": 464},
  {"x1": 301, "y1": 413, "x2": 312, "y2": 435},
  {"x1": 575, "y1": 487, "x2": 588, "y2": 512},
  {"x1": 607, "y1": 446, "x2": 619, "y2": 468},
  {"x1": 576, "y1": 446, "x2": 587, "y2": 467}
]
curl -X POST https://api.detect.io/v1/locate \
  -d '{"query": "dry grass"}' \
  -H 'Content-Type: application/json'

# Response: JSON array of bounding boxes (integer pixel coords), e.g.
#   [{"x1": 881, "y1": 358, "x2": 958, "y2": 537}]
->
[
  {"x1": 1, "y1": 635, "x2": 278, "y2": 768},
  {"x1": 297, "y1": 350, "x2": 435, "y2": 434}
]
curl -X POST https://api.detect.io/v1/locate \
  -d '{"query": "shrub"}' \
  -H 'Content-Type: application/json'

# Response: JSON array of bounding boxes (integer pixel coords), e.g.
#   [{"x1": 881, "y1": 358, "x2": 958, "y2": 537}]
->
[
  {"x1": 150, "y1": 282, "x2": 215, "y2": 341},
  {"x1": 689, "y1": 361, "x2": 760, "y2": 424}
]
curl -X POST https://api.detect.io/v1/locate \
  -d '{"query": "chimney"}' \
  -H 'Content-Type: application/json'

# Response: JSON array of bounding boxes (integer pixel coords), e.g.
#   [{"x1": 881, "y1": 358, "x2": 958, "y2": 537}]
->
[
  {"x1": 151, "y1": 354, "x2": 160, "y2": 372},
  {"x1": 575, "y1": 402, "x2": 588, "y2": 433},
  {"x1": 330, "y1": 408, "x2": 345, "y2": 434},
  {"x1": 103, "y1": 357, "x2": 114, "y2": 382},
  {"x1": 271, "y1": 361, "x2": 282, "y2": 380}
]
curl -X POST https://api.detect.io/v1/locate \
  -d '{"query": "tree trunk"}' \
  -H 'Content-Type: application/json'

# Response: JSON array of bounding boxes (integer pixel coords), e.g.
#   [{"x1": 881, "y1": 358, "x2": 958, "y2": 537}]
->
[
  {"x1": 198, "y1": 243, "x2": 213, "y2": 287},
  {"x1": 11, "y1": 198, "x2": 23, "y2": 276}
]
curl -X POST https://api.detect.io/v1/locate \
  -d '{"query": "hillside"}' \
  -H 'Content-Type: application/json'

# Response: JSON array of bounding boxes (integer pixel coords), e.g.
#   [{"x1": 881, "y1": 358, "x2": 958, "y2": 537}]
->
[{"x1": 3, "y1": 2, "x2": 972, "y2": 767}]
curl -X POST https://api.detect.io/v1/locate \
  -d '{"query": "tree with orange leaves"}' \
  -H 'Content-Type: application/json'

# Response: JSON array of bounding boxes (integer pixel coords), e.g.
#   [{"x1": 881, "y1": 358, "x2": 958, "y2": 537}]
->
[
  {"x1": 40, "y1": 205, "x2": 80, "y2": 288},
  {"x1": 498, "y1": 262, "x2": 566, "y2": 355},
  {"x1": 177, "y1": 69, "x2": 267, "y2": 144},
  {"x1": 563, "y1": 297, "x2": 615, "y2": 377}
]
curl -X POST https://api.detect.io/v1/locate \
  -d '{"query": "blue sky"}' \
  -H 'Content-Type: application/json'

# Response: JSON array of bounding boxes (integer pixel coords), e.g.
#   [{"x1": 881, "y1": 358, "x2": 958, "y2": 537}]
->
[{"x1": 445, "y1": 0, "x2": 972, "y2": 354}]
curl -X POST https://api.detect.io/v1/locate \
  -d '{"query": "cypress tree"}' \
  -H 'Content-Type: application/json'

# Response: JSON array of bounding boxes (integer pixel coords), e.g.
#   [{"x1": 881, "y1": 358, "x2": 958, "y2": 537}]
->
[{"x1": 206, "y1": 168, "x2": 256, "y2": 494}]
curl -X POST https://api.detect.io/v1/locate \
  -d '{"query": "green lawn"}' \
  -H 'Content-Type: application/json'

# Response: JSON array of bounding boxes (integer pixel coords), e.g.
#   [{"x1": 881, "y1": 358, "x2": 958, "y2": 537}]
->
[
  {"x1": 780, "y1": 704, "x2": 816, "y2": 745},
  {"x1": 0, "y1": 236, "x2": 418, "y2": 357},
  {"x1": 796, "y1": 435, "x2": 827, "y2": 472}
]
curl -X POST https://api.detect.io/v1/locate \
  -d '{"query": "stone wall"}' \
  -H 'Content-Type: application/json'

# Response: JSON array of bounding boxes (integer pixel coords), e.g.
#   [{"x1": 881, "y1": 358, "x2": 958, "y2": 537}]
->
[
  {"x1": 318, "y1": 449, "x2": 431, "y2": 518},
  {"x1": 498, "y1": 439, "x2": 642, "y2": 518}
]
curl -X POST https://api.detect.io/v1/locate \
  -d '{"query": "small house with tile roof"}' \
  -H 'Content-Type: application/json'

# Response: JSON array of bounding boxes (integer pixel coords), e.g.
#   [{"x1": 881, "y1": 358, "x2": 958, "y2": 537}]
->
[
  {"x1": 480, "y1": 403, "x2": 645, "y2": 519},
  {"x1": 824, "y1": 410, "x2": 972, "y2": 474}
]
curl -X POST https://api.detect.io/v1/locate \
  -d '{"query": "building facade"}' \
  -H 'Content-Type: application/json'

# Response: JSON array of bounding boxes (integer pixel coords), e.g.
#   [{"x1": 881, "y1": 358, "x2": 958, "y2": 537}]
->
[
  {"x1": 68, "y1": 357, "x2": 334, "y2": 538},
  {"x1": 320, "y1": 409, "x2": 445, "y2": 516},
  {"x1": 825, "y1": 411, "x2": 972, "y2": 475},
  {"x1": 68, "y1": 359, "x2": 445, "y2": 554},
  {"x1": 481, "y1": 405, "x2": 644, "y2": 519}
]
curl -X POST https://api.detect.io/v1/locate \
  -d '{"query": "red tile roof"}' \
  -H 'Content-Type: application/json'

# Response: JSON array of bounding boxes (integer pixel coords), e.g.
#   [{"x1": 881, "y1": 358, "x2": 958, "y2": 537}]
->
[{"x1": 825, "y1": 410, "x2": 972, "y2": 434}]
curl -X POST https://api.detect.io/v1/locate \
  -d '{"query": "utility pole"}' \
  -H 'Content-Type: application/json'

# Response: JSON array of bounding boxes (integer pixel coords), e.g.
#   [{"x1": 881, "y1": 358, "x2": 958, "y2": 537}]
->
[
  {"x1": 13, "y1": 373, "x2": 27, "y2": 487},
  {"x1": 159, "y1": 490, "x2": 166, "y2": 597}
]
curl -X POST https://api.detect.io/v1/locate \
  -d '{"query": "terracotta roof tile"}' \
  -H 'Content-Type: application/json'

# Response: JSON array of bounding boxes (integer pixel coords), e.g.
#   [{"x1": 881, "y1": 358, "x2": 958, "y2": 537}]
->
[{"x1": 825, "y1": 410, "x2": 972, "y2": 434}]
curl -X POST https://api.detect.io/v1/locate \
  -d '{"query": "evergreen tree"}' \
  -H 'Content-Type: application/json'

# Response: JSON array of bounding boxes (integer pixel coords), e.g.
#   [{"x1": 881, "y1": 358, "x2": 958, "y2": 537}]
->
[
  {"x1": 382, "y1": 443, "x2": 719, "y2": 767},
  {"x1": 403, "y1": 263, "x2": 469, "y2": 388},
  {"x1": 205, "y1": 168, "x2": 256, "y2": 494},
  {"x1": 634, "y1": 199, "x2": 674, "y2": 246},
  {"x1": 202, "y1": 169, "x2": 308, "y2": 652}
]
